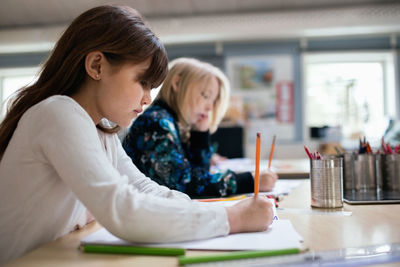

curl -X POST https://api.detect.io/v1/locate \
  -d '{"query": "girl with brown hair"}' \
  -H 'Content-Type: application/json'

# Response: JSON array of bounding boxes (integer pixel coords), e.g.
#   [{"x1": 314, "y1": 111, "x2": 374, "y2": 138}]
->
[{"x1": 0, "y1": 6, "x2": 273, "y2": 264}]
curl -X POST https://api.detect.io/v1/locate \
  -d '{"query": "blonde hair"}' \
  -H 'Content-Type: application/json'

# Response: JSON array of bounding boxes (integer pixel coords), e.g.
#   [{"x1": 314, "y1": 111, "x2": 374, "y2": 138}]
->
[{"x1": 157, "y1": 58, "x2": 230, "y2": 139}]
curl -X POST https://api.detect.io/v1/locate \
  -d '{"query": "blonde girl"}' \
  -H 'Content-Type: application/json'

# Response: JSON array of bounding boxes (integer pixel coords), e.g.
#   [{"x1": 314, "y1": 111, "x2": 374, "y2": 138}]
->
[{"x1": 123, "y1": 58, "x2": 278, "y2": 197}]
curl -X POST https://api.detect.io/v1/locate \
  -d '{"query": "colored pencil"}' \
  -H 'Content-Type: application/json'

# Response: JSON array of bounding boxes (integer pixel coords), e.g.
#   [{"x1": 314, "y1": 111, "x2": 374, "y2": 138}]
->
[
  {"x1": 254, "y1": 132, "x2": 261, "y2": 196},
  {"x1": 178, "y1": 248, "x2": 301, "y2": 265},
  {"x1": 304, "y1": 145, "x2": 313, "y2": 159},
  {"x1": 268, "y1": 135, "x2": 276, "y2": 169},
  {"x1": 196, "y1": 195, "x2": 247, "y2": 202},
  {"x1": 81, "y1": 244, "x2": 185, "y2": 256}
]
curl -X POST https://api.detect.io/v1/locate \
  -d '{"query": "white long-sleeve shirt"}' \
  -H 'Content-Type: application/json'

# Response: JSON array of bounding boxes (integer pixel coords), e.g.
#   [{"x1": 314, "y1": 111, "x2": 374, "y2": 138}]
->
[{"x1": 0, "y1": 96, "x2": 229, "y2": 264}]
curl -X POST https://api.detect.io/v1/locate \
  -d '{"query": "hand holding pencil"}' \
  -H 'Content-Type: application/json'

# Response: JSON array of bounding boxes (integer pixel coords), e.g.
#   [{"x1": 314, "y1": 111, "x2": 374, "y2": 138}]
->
[
  {"x1": 225, "y1": 195, "x2": 274, "y2": 233},
  {"x1": 258, "y1": 170, "x2": 278, "y2": 192},
  {"x1": 225, "y1": 132, "x2": 276, "y2": 234},
  {"x1": 252, "y1": 170, "x2": 278, "y2": 192},
  {"x1": 252, "y1": 133, "x2": 278, "y2": 193}
]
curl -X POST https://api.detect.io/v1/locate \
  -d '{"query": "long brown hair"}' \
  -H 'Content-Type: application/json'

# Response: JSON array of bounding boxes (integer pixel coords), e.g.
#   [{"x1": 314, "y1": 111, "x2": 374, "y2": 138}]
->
[{"x1": 0, "y1": 5, "x2": 168, "y2": 156}]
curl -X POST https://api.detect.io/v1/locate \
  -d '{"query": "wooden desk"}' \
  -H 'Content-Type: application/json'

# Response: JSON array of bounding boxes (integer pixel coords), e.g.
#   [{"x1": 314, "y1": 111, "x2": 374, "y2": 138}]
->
[
  {"x1": 8, "y1": 180, "x2": 400, "y2": 266},
  {"x1": 273, "y1": 158, "x2": 310, "y2": 178},
  {"x1": 212, "y1": 158, "x2": 310, "y2": 178},
  {"x1": 278, "y1": 181, "x2": 400, "y2": 251}
]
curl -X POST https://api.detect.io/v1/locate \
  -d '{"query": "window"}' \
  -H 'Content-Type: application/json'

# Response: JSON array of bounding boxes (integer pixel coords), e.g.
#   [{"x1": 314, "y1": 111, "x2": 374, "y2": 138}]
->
[
  {"x1": 0, "y1": 67, "x2": 160, "y2": 118},
  {"x1": 303, "y1": 51, "x2": 397, "y2": 146},
  {"x1": 0, "y1": 67, "x2": 38, "y2": 119}
]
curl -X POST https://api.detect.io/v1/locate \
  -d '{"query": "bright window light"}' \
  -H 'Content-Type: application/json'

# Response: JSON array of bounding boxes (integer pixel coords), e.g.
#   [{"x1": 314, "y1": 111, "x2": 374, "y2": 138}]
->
[
  {"x1": 303, "y1": 51, "x2": 397, "y2": 146},
  {"x1": 0, "y1": 67, "x2": 38, "y2": 118}
]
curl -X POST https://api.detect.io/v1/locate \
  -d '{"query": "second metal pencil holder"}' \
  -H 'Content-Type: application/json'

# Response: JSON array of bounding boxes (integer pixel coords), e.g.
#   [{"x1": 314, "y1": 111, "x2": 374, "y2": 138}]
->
[
  {"x1": 342, "y1": 152, "x2": 380, "y2": 192},
  {"x1": 354, "y1": 154, "x2": 377, "y2": 191},
  {"x1": 343, "y1": 152, "x2": 356, "y2": 191}
]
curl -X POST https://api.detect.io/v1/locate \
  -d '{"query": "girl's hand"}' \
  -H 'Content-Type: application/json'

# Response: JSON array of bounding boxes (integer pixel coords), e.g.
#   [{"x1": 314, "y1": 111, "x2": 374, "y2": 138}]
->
[
  {"x1": 225, "y1": 196, "x2": 273, "y2": 233},
  {"x1": 251, "y1": 169, "x2": 278, "y2": 192},
  {"x1": 259, "y1": 170, "x2": 278, "y2": 192},
  {"x1": 210, "y1": 153, "x2": 227, "y2": 166}
]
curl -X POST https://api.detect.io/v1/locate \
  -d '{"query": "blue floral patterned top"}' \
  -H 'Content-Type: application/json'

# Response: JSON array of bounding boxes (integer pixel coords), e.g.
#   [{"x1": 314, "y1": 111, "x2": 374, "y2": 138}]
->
[{"x1": 122, "y1": 99, "x2": 253, "y2": 197}]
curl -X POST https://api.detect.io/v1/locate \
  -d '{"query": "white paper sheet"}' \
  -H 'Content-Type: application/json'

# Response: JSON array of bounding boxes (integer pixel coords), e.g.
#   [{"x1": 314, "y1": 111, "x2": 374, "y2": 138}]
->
[{"x1": 81, "y1": 220, "x2": 302, "y2": 251}]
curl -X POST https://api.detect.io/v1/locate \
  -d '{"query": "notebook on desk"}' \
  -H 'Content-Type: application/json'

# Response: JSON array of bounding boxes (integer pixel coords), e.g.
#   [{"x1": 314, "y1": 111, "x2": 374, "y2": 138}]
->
[
  {"x1": 81, "y1": 220, "x2": 302, "y2": 251},
  {"x1": 343, "y1": 190, "x2": 400, "y2": 204}
]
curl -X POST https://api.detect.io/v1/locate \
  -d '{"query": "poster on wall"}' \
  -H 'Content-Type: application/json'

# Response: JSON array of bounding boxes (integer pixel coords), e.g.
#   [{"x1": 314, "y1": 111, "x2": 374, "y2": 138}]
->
[
  {"x1": 226, "y1": 55, "x2": 295, "y2": 158},
  {"x1": 276, "y1": 80, "x2": 294, "y2": 123}
]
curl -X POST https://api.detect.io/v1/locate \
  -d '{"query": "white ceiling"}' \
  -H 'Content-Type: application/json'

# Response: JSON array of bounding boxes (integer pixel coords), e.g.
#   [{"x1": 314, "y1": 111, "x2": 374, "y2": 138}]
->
[{"x1": 0, "y1": 0, "x2": 397, "y2": 29}]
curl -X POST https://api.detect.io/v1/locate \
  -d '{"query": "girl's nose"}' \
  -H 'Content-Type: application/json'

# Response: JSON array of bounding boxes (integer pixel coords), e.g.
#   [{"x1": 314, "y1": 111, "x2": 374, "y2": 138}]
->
[
  {"x1": 141, "y1": 90, "x2": 152, "y2": 106},
  {"x1": 205, "y1": 101, "x2": 213, "y2": 111}
]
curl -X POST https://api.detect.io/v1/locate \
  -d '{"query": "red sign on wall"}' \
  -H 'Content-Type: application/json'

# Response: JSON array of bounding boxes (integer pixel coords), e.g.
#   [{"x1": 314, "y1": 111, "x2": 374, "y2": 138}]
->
[{"x1": 276, "y1": 81, "x2": 294, "y2": 123}]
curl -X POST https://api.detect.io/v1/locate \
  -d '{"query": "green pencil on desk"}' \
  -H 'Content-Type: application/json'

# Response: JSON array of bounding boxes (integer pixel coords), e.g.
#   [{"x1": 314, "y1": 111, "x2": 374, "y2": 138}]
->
[
  {"x1": 178, "y1": 248, "x2": 301, "y2": 265},
  {"x1": 81, "y1": 244, "x2": 185, "y2": 256}
]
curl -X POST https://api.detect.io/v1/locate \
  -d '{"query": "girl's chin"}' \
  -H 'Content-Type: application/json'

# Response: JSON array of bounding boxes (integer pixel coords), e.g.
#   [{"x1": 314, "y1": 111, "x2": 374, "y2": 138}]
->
[{"x1": 119, "y1": 118, "x2": 134, "y2": 128}]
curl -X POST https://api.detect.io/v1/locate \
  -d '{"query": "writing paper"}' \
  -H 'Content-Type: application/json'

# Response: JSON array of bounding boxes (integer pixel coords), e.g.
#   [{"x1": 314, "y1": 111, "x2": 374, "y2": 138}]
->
[{"x1": 81, "y1": 220, "x2": 301, "y2": 251}]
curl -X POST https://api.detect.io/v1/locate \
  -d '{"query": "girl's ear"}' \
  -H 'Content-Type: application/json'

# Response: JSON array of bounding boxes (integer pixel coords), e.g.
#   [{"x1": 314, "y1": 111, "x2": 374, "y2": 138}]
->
[
  {"x1": 85, "y1": 51, "x2": 104, "y2": 81},
  {"x1": 171, "y1": 74, "x2": 180, "y2": 92}
]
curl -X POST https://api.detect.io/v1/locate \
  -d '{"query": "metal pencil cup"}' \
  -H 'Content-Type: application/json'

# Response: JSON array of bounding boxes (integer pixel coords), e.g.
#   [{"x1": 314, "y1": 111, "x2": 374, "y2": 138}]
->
[
  {"x1": 310, "y1": 158, "x2": 343, "y2": 208},
  {"x1": 343, "y1": 152, "x2": 356, "y2": 191},
  {"x1": 382, "y1": 154, "x2": 400, "y2": 192},
  {"x1": 354, "y1": 154, "x2": 377, "y2": 191}
]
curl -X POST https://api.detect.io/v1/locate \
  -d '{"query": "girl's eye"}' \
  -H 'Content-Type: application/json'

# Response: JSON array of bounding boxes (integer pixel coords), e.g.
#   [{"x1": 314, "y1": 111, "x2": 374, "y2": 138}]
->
[
  {"x1": 140, "y1": 81, "x2": 149, "y2": 88},
  {"x1": 201, "y1": 92, "x2": 210, "y2": 99}
]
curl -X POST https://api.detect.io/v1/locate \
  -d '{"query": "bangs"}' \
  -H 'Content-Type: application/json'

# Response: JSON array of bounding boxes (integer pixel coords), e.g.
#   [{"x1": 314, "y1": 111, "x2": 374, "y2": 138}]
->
[{"x1": 141, "y1": 46, "x2": 169, "y2": 89}]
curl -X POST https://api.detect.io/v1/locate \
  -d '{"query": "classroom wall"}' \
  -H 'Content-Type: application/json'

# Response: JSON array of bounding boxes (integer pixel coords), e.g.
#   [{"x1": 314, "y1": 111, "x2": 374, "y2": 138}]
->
[
  {"x1": 3, "y1": 35, "x2": 397, "y2": 159},
  {"x1": 164, "y1": 36, "x2": 400, "y2": 158}
]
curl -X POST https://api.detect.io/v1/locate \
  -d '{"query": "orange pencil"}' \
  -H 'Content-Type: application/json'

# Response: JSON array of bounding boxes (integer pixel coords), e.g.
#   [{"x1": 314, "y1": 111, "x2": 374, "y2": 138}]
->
[
  {"x1": 196, "y1": 195, "x2": 247, "y2": 202},
  {"x1": 268, "y1": 135, "x2": 276, "y2": 169},
  {"x1": 254, "y1": 132, "x2": 261, "y2": 196}
]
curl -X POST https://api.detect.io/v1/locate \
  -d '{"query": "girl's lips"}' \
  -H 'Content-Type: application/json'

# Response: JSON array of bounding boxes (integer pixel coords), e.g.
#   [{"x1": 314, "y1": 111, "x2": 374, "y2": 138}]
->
[
  {"x1": 134, "y1": 109, "x2": 143, "y2": 114},
  {"x1": 199, "y1": 114, "x2": 207, "y2": 119}
]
